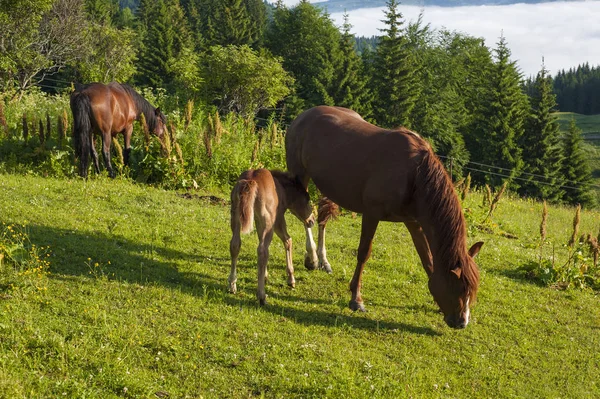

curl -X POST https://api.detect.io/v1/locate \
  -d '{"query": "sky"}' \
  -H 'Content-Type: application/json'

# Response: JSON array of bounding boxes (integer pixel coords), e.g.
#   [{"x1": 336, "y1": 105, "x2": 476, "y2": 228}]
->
[{"x1": 278, "y1": 1, "x2": 600, "y2": 77}]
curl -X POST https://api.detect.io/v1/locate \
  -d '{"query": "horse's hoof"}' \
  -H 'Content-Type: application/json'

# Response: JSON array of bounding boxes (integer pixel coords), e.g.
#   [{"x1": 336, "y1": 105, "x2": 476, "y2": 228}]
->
[
  {"x1": 287, "y1": 281, "x2": 296, "y2": 288},
  {"x1": 304, "y1": 256, "x2": 318, "y2": 270},
  {"x1": 320, "y1": 262, "x2": 333, "y2": 274},
  {"x1": 228, "y1": 285, "x2": 237, "y2": 294},
  {"x1": 259, "y1": 298, "x2": 266, "y2": 306},
  {"x1": 349, "y1": 300, "x2": 366, "y2": 312}
]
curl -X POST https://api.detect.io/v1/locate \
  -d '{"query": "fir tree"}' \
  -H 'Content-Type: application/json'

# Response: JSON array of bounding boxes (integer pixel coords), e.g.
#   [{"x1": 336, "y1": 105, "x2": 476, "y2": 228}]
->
[
  {"x1": 518, "y1": 62, "x2": 564, "y2": 201},
  {"x1": 561, "y1": 119, "x2": 594, "y2": 206},
  {"x1": 136, "y1": 0, "x2": 190, "y2": 89},
  {"x1": 330, "y1": 13, "x2": 372, "y2": 118},
  {"x1": 371, "y1": 0, "x2": 419, "y2": 128},
  {"x1": 265, "y1": 0, "x2": 342, "y2": 117},
  {"x1": 468, "y1": 34, "x2": 528, "y2": 188}
]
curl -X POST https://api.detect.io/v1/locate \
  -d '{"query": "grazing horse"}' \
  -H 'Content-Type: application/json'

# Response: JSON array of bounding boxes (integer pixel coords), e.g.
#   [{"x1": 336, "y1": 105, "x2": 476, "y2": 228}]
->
[
  {"x1": 70, "y1": 82, "x2": 166, "y2": 178},
  {"x1": 229, "y1": 169, "x2": 315, "y2": 305},
  {"x1": 286, "y1": 106, "x2": 483, "y2": 329}
]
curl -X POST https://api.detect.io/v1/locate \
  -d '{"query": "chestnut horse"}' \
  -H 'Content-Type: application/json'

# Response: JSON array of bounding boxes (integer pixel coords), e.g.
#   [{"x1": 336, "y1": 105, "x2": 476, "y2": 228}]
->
[
  {"x1": 70, "y1": 82, "x2": 166, "y2": 178},
  {"x1": 229, "y1": 169, "x2": 315, "y2": 305},
  {"x1": 286, "y1": 106, "x2": 483, "y2": 329}
]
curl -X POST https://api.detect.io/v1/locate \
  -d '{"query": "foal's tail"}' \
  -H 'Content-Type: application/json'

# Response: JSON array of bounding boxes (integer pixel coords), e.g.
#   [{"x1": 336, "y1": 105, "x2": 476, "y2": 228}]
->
[
  {"x1": 231, "y1": 179, "x2": 258, "y2": 234},
  {"x1": 70, "y1": 92, "x2": 92, "y2": 177}
]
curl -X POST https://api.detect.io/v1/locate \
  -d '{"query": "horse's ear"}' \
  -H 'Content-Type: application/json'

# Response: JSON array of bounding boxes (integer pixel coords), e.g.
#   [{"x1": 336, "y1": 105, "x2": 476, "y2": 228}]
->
[
  {"x1": 155, "y1": 108, "x2": 161, "y2": 116},
  {"x1": 468, "y1": 241, "x2": 484, "y2": 258},
  {"x1": 450, "y1": 267, "x2": 462, "y2": 279}
]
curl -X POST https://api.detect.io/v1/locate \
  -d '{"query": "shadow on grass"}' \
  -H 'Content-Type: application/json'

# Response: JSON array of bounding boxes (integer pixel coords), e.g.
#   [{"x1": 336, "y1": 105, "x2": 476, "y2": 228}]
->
[
  {"x1": 24, "y1": 223, "x2": 441, "y2": 336},
  {"x1": 488, "y1": 261, "x2": 547, "y2": 287}
]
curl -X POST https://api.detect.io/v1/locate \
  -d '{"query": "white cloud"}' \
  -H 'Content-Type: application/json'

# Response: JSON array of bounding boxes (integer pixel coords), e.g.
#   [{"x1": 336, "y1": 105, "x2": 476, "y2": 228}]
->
[{"x1": 327, "y1": 2, "x2": 600, "y2": 76}]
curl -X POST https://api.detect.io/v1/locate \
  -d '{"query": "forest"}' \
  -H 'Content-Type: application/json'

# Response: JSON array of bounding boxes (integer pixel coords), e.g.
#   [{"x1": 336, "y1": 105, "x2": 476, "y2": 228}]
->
[{"x1": 0, "y1": 0, "x2": 597, "y2": 206}]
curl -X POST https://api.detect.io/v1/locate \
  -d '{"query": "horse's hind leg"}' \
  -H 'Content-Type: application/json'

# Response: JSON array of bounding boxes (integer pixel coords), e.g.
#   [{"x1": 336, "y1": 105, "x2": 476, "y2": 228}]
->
[
  {"x1": 274, "y1": 218, "x2": 295, "y2": 288},
  {"x1": 316, "y1": 197, "x2": 339, "y2": 273},
  {"x1": 90, "y1": 135, "x2": 101, "y2": 174},
  {"x1": 304, "y1": 223, "x2": 319, "y2": 270},
  {"x1": 229, "y1": 212, "x2": 242, "y2": 294},
  {"x1": 101, "y1": 132, "x2": 115, "y2": 178},
  {"x1": 256, "y1": 224, "x2": 274, "y2": 306}
]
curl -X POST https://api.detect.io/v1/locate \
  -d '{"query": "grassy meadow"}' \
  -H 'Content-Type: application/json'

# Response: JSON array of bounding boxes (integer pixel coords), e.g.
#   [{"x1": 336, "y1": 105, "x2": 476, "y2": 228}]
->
[{"x1": 0, "y1": 173, "x2": 599, "y2": 398}]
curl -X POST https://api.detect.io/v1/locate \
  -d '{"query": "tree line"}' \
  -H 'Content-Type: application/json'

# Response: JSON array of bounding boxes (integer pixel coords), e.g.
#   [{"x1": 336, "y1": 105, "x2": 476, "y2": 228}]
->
[{"x1": 0, "y1": 0, "x2": 595, "y2": 206}]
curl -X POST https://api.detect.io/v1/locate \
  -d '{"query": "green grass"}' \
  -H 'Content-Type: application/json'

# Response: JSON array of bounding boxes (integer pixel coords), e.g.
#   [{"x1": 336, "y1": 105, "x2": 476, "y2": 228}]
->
[
  {"x1": 556, "y1": 112, "x2": 600, "y2": 135},
  {"x1": 1, "y1": 174, "x2": 599, "y2": 398}
]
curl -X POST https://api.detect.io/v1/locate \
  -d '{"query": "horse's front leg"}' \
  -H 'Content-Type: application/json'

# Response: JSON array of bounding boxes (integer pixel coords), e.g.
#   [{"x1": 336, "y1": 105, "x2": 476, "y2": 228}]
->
[
  {"x1": 123, "y1": 124, "x2": 133, "y2": 166},
  {"x1": 404, "y1": 221, "x2": 434, "y2": 277},
  {"x1": 349, "y1": 215, "x2": 379, "y2": 312},
  {"x1": 274, "y1": 218, "x2": 295, "y2": 288},
  {"x1": 101, "y1": 132, "x2": 115, "y2": 178}
]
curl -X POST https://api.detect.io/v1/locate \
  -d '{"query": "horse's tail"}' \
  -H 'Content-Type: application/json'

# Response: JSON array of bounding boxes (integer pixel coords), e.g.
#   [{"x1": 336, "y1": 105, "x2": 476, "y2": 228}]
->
[
  {"x1": 231, "y1": 179, "x2": 258, "y2": 234},
  {"x1": 70, "y1": 92, "x2": 92, "y2": 177}
]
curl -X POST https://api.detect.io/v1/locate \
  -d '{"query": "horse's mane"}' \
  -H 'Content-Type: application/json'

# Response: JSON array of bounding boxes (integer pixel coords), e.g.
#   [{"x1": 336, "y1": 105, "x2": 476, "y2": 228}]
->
[
  {"x1": 118, "y1": 83, "x2": 161, "y2": 131},
  {"x1": 416, "y1": 147, "x2": 480, "y2": 300}
]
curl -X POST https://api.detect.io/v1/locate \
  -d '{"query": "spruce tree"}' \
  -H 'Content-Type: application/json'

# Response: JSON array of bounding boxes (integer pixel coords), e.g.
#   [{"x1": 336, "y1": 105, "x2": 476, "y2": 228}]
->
[
  {"x1": 518, "y1": 63, "x2": 564, "y2": 201},
  {"x1": 561, "y1": 119, "x2": 594, "y2": 206},
  {"x1": 330, "y1": 13, "x2": 372, "y2": 118},
  {"x1": 136, "y1": 0, "x2": 190, "y2": 89},
  {"x1": 371, "y1": 0, "x2": 419, "y2": 128},
  {"x1": 468, "y1": 35, "x2": 528, "y2": 188},
  {"x1": 265, "y1": 0, "x2": 342, "y2": 117}
]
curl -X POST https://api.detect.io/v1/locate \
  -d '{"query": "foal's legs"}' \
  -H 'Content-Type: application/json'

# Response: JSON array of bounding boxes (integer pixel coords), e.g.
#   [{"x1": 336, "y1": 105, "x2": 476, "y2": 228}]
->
[
  {"x1": 405, "y1": 221, "x2": 434, "y2": 277},
  {"x1": 256, "y1": 222, "x2": 274, "y2": 306},
  {"x1": 274, "y1": 218, "x2": 295, "y2": 288},
  {"x1": 100, "y1": 131, "x2": 115, "y2": 178},
  {"x1": 349, "y1": 215, "x2": 379, "y2": 312},
  {"x1": 228, "y1": 210, "x2": 242, "y2": 294}
]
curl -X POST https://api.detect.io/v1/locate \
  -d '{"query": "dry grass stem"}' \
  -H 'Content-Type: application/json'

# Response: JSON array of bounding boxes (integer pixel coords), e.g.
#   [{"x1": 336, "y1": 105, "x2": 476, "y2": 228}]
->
[{"x1": 568, "y1": 204, "x2": 581, "y2": 248}]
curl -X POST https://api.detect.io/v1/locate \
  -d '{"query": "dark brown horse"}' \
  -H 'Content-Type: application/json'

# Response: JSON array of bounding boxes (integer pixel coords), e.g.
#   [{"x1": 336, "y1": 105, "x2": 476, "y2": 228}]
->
[
  {"x1": 286, "y1": 106, "x2": 483, "y2": 329},
  {"x1": 70, "y1": 82, "x2": 166, "y2": 178},
  {"x1": 229, "y1": 169, "x2": 315, "y2": 305}
]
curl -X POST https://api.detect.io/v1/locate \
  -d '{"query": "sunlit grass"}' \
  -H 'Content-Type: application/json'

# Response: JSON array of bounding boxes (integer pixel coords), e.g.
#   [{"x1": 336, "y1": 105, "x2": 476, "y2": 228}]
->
[{"x1": 0, "y1": 174, "x2": 598, "y2": 398}]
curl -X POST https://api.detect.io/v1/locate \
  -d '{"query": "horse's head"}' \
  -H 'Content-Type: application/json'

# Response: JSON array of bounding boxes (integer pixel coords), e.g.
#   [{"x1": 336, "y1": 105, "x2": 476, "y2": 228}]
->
[
  {"x1": 428, "y1": 241, "x2": 483, "y2": 329},
  {"x1": 153, "y1": 108, "x2": 167, "y2": 138},
  {"x1": 288, "y1": 179, "x2": 315, "y2": 228}
]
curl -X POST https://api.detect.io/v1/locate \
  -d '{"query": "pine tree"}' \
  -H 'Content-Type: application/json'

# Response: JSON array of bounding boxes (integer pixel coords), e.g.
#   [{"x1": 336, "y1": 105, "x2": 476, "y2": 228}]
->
[
  {"x1": 371, "y1": 0, "x2": 419, "y2": 128},
  {"x1": 561, "y1": 119, "x2": 594, "y2": 206},
  {"x1": 330, "y1": 13, "x2": 372, "y2": 118},
  {"x1": 518, "y1": 63, "x2": 564, "y2": 201},
  {"x1": 468, "y1": 35, "x2": 528, "y2": 188}
]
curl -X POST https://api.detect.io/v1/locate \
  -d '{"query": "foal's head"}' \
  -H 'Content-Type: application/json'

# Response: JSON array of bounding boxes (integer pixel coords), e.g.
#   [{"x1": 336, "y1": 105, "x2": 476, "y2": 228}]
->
[
  {"x1": 428, "y1": 242, "x2": 483, "y2": 329},
  {"x1": 275, "y1": 172, "x2": 314, "y2": 228}
]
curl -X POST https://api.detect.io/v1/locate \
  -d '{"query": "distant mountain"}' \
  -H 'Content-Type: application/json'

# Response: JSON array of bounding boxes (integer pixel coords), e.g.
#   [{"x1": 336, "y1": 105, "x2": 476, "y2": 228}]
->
[{"x1": 274, "y1": 0, "x2": 596, "y2": 12}]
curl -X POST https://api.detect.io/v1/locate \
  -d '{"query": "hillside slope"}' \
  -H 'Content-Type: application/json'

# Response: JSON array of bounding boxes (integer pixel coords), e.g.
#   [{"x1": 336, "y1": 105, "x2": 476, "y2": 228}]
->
[{"x1": 0, "y1": 174, "x2": 598, "y2": 397}]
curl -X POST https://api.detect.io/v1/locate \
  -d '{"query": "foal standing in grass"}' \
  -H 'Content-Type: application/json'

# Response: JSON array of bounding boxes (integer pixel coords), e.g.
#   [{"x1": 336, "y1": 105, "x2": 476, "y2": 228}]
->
[{"x1": 229, "y1": 169, "x2": 315, "y2": 305}]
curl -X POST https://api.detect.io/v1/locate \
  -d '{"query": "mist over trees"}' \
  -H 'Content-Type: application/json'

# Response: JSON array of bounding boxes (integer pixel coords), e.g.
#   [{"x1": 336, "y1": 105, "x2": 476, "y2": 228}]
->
[{"x1": 0, "y1": 0, "x2": 596, "y2": 206}]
